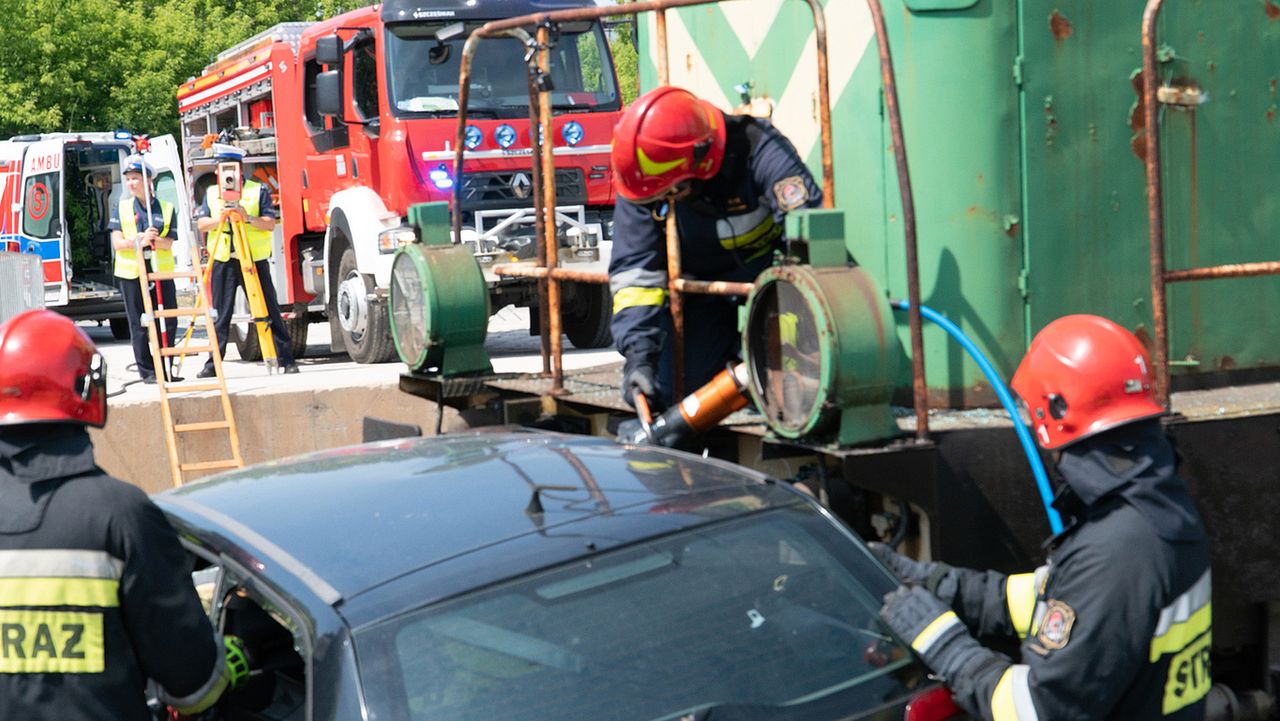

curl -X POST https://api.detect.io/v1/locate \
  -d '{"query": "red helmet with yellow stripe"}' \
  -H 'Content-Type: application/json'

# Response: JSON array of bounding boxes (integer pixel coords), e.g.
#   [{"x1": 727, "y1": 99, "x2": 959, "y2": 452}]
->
[{"x1": 611, "y1": 86, "x2": 726, "y2": 203}]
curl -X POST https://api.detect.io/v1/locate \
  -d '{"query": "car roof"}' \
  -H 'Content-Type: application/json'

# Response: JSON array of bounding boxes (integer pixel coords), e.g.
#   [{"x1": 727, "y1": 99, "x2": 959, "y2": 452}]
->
[{"x1": 155, "y1": 431, "x2": 784, "y2": 607}]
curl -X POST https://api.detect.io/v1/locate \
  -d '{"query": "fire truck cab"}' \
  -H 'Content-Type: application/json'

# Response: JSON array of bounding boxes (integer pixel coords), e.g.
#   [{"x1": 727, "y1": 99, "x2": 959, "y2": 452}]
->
[
  {"x1": 0, "y1": 132, "x2": 191, "y2": 337},
  {"x1": 177, "y1": 0, "x2": 622, "y2": 364}
]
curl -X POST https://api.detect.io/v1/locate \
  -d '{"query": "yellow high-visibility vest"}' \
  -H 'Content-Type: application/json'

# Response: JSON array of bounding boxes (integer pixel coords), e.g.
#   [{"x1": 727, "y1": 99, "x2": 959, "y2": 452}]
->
[
  {"x1": 114, "y1": 198, "x2": 176, "y2": 280},
  {"x1": 205, "y1": 180, "x2": 274, "y2": 262}
]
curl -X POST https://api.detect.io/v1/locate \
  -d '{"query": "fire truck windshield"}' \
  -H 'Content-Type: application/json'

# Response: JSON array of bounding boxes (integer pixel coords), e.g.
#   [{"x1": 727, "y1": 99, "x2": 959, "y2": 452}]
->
[{"x1": 386, "y1": 21, "x2": 621, "y2": 119}]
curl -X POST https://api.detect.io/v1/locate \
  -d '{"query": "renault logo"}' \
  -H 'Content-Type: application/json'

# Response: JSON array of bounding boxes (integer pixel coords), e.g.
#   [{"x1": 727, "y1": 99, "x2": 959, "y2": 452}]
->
[{"x1": 511, "y1": 172, "x2": 531, "y2": 199}]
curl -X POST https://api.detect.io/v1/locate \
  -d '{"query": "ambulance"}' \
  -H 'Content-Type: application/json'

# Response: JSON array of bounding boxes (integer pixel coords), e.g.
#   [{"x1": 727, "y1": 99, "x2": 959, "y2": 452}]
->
[{"x1": 0, "y1": 132, "x2": 193, "y2": 338}]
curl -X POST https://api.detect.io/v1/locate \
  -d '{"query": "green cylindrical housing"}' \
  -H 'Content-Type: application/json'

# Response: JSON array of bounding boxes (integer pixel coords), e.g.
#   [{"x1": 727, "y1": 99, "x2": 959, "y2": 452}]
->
[{"x1": 390, "y1": 242, "x2": 492, "y2": 376}]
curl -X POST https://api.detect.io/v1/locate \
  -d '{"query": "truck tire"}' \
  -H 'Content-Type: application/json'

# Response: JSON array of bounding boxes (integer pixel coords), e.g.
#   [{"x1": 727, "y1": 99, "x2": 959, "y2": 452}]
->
[
  {"x1": 563, "y1": 281, "x2": 613, "y2": 349},
  {"x1": 109, "y1": 317, "x2": 130, "y2": 341},
  {"x1": 232, "y1": 298, "x2": 309, "y2": 362},
  {"x1": 334, "y1": 247, "x2": 396, "y2": 363}
]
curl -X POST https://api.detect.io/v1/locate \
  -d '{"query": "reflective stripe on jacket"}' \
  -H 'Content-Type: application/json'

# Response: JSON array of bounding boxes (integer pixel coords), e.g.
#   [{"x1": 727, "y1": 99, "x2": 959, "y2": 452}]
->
[
  {"x1": 113, "y1": 198, "x2": 175, "y2": 279},
  {"x1": 205, "y1": 180, "x2": 272, "y2": 262}
]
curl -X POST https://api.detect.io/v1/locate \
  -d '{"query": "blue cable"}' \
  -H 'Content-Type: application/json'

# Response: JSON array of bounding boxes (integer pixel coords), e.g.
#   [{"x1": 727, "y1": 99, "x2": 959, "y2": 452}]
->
[{"x1": 891, "y1": 300, "x2": 1064, "y2": 534}]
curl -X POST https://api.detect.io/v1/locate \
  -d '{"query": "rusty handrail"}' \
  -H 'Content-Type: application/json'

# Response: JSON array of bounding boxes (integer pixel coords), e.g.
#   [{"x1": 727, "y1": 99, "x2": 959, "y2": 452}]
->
[
  {"x1": 1142, "y1": 0, "x2": 1280, "y2": 407},
  {"x1": 867, "y1": 0, "x2": 928, "y2": 441},
  {"x1": 452, "y1": 0, "x2": 934, "y2": 436}
]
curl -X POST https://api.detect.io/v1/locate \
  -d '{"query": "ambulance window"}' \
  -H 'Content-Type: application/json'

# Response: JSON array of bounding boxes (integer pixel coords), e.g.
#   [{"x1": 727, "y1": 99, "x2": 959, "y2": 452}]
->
[
  {"x1": 22, "y1": 172, "x2": 61, "y2": 238},
  {"x1": 352, "y1": 39, "x2": 379, "y2": 121}
]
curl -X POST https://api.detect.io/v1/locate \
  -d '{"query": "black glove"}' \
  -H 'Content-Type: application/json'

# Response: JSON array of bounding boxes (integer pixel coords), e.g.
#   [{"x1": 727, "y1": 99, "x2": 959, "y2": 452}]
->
[
  {"x1": 867, "y1": 542, "x2": 958, "y2": 605},
  {"x1": 621, "y1": 359, "x2": 661, "y2": 411},
  {"x1": 880, "y1": 585, "x2": 977, "y2": 682}
]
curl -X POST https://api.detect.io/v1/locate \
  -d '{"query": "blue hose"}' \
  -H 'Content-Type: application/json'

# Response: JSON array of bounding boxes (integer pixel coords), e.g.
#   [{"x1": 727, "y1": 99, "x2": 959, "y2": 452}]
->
[{"x1": 890, "y1": 300, "x2": 1064, "y2": 534}]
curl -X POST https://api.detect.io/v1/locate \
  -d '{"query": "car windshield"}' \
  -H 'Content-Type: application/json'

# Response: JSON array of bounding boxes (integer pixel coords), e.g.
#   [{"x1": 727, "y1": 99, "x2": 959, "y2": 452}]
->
[
  {"x1": 385, "y1": 21, "x2": 621, "y2": 119},
  {"x1": 355, "y1": 504, "x2": 922, "y2": 721}
]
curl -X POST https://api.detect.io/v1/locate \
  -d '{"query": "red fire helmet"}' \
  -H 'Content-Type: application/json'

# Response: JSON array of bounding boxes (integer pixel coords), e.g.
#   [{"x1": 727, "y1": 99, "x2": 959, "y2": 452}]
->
[
  {"x1": 0, "y1": 310, "x2": 107, "y2": 429},
  {"x1": 611, "y1": 86, "x2": 727, "y2": 203},
  {"x1": 1011, "y1": 314, "x2": 1164, "y2": 450}
]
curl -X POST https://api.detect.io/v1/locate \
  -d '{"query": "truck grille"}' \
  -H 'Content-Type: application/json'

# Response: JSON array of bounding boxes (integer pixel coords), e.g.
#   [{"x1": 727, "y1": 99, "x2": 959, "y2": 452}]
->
[{"x1": 459, "y1": 169, "x2": 586, "y2": 211}]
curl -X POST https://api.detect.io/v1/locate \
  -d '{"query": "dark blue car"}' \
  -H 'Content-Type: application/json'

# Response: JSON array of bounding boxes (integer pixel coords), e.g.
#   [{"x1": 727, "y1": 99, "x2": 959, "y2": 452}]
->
[{"x1": 156, "y1": 431, "x2": 962, "y2": 721}]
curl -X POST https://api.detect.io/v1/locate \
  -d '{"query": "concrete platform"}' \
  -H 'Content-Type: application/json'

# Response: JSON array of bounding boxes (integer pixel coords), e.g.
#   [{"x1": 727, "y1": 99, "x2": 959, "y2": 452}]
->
[{"x1": 85, "y1": 306, "x2": 621, "y2": 492}]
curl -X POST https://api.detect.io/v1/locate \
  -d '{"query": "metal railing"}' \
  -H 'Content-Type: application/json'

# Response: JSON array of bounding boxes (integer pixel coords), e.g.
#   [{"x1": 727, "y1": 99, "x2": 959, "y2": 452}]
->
[
  {"x1": 451, "y1": 0, "x2": 930, "y2": 438},
  {"x1": 1142, "y1": 0, "x2": 1280, "y2": 406}
]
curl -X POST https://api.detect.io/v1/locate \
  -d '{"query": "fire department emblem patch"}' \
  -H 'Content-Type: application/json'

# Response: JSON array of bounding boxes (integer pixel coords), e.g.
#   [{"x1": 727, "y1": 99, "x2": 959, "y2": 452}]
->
[
  {"x1": 773, "y1": 176, "x2": 809, "y2": 211},
  {"x1": 1037, "y1": 600, "x2": 1075, "y2": 650}
]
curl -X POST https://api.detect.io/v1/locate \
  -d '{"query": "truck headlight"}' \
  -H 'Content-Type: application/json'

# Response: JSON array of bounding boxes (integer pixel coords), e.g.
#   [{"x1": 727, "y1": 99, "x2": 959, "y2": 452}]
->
[{"x1": 378, "y1": 226, "x2": 418, "y2": 254}]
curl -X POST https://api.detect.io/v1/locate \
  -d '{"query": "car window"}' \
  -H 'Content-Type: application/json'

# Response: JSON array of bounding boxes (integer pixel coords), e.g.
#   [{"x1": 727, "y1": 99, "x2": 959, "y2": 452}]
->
[
  {"x1": 184, "y1": 547, "x2": 311, "y2": 721},
  {"x1": 356, "y1": 505, "x2": 923, "y2": 721}
]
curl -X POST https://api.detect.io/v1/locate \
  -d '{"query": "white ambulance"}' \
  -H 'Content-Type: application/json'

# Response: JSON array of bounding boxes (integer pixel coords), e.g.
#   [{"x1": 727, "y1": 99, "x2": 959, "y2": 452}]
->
[{"x1": 0, "y1": 132, "x2": 193, "y2": 338}]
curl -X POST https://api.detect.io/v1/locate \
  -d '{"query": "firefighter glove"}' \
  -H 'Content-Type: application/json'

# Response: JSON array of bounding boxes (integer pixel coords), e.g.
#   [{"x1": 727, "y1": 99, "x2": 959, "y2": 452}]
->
[
  {"x1": 880, "y1": 585, "x2": 979, "y2": 682},
  {"x1": 223, "y1": 635, "x2": 250, "y2": 690},
  {"x1": 868, "y1": 542, "x2": 958, "y2": 605},
  {"x1": 621, "y1": 359, "x2": 661, "y2": 412}
]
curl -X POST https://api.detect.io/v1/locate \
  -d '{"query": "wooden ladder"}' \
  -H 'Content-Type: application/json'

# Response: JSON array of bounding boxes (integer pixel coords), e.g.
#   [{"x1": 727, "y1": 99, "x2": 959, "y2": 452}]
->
[{"x1": 137, "y1": 251, "x2": 244, "y2": 487}]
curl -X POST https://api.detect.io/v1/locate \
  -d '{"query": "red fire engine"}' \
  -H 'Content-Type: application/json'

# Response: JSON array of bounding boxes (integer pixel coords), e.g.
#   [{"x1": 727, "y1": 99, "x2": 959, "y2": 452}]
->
[{"x1": 176, "y1": 0, "x2": 621, "y2": 363}]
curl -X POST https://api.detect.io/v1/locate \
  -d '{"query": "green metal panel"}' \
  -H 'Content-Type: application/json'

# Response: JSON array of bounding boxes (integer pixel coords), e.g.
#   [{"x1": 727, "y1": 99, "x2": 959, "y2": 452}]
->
[{"x1": 1019, "y1": 2, "x2": 1280, "y2": 377}]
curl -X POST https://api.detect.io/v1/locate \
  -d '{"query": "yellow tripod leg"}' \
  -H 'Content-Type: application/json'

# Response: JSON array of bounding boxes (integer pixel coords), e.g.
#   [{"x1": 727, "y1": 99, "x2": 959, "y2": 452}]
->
[{"x1": 230, "y1": 215, "x2": 278, "y2": 371}]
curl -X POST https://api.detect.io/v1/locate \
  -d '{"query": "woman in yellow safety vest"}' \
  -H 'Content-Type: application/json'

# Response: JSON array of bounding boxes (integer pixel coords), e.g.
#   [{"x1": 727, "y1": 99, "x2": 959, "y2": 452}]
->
[
  {"x1": 109, "y1": 156, "x2": 179, "y2": 383},
  {"x1": 194, "y1": 145, "x2": 298, "y2": 376}
]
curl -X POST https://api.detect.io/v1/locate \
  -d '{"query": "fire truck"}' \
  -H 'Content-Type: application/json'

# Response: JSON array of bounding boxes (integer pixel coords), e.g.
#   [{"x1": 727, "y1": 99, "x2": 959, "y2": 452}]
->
[
  {"x1": 0, "y1": 132, "x2": 192, "y2": 337},
  {"x1": 176, "y1": 0, "x2": 622, "y2": 364}
]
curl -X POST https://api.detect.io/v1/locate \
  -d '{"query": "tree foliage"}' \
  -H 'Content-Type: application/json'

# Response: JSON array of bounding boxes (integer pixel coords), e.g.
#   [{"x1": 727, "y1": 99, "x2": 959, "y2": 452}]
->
[{"x1": 0, "y1": 0, "x2": 372, "y2": 138}]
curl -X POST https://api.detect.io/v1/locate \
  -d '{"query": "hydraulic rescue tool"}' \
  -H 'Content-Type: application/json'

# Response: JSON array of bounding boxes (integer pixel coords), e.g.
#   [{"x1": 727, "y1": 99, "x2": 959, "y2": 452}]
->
[{"x1": 625, "y1": 363, "x2": 751, "y2": 446}]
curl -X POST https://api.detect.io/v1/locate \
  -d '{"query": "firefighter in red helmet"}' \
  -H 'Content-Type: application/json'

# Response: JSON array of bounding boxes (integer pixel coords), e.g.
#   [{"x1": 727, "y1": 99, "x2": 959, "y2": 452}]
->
[
  {"x1": 874, "y1": 315, "x2": 1211, "y2": 721},
  {"x1": 608, "y1": 86, "x2": 822, "y2": 411},
  {"x1": 0, "y1": 309, "x2": 246, "y2": 719}
]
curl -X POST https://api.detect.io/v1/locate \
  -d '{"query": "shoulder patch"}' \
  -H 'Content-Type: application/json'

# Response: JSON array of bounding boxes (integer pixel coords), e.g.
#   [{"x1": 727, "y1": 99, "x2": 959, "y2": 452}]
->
[
  {"x1": 1036, "y1": 599, "x2": 1076, "y2": 650},
  {"x1": 772, "y1": 176, "x2": 809, "y2": 212}
]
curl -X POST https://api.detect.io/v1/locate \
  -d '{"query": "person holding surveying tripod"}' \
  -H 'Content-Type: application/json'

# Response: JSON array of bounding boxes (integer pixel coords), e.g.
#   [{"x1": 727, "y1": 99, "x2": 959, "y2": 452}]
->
[
  {"x1": 109, "y1": 155, "x2": 179, "y2": 384},
  {"x1": 196, "y1": 144, "x2": 298, "y2": 377}
]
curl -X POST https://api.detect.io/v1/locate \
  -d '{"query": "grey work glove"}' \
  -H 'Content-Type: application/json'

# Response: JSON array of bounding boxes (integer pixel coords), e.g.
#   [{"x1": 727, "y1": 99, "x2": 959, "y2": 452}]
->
[
  {"x1": 868, "y1": 542, "x2": 959, "y2": 605},
  {"x1": 621, "y1": 359, "x2": 662, "y2": 411},
  {"x1": 880, "y1": 585, "x2": 983, "y2": 683}
]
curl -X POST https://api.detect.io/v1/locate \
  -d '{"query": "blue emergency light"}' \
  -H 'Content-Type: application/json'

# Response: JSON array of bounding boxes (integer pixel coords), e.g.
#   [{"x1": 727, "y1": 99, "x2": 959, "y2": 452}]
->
[
  {"x1": 429, "y1": 165, "x2": 454, "y2": 190},
  {"x1": 464, "y1": 125, "x2": 483, "y2": 150}
]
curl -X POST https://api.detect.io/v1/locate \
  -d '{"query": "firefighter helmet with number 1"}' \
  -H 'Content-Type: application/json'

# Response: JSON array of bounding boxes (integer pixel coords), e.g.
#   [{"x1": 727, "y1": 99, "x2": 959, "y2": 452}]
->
[
  {"x1": 0, "y1": 310, "x2": 107, "y2": 428},
  {"x1": 1011, "y1": 314, "x2": 1164, "y2": 450}
]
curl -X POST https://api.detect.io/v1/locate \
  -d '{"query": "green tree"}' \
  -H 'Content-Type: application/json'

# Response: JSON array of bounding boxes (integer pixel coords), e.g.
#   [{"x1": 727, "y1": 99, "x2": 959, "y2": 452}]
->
[{"x1": 609, "y1": 17, "x2": 639, "y2": 105}]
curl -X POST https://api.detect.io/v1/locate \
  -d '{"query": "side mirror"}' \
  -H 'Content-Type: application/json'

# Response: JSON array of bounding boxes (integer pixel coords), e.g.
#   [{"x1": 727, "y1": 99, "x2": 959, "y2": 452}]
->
[
  {"x1": 364, "y1": 118, "x2": 381, "y2": 140},
  {"x1": 316, "y1": 70, "x2": 342, "y2": 117},
  {"x1": 315, "y1": 34, "x2": 343, "y2": 66}
]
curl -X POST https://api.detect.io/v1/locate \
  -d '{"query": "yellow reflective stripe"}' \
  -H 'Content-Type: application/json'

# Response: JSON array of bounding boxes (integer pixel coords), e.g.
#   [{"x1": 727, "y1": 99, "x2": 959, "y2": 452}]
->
[
  {"x1": 636, "y1": 146, "x2": 686, "y2": 177},
  {"x1": 0, "y1": 609, "x2": 105, "y2": 673},
  {"x1": 613, "y1": 286, "x2": 668, "y2": 314},
  {"x1": 717, "y1": 214, "x2": 779, "y2": 252},
  {"x1": 778, "y1": 312, "x2": 798, "y2": 348},
  {"x1": 0, "y1": 578, "x2": 119, "y2": 608},
  {"x1": 1006, "y1": 573, "x2": 1038, "y2": 639},
  {"x1": 910, "y1": 610, "x2": 960, "y2": 655},
  {"x1": 1150, "y1": 602, "x2": 1212, "y2": 662},
  {"x1": 1162, "y1": 630, "x2": 1212, "y2": 714},
  {"x1": 991, "y1": 665, "x2": 1039, "y2": 721}
]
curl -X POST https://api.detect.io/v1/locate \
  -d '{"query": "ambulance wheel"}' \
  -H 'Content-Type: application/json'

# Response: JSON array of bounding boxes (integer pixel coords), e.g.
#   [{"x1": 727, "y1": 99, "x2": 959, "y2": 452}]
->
[
  {"x1": 109, "y1": 317, "x2": 131, "y2": 341},
  {"x1": 563, "y1": 281, "x2": 613, "y2": 349},
  {"x1": 335, "y1": 247, "x2": 396, "y2": 364}
]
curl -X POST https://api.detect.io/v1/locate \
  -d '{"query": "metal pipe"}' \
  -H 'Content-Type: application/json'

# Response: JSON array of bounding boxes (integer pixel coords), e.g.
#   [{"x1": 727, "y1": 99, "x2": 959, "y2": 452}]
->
[
  {"x1": 537, "y1": 23, "x2": 565, "y2": 394},
  {"x1": 867, "y1": 0, "x2": 928, "y2": 441},
  {"x1": 1142, "y1": 0, "x2": 1170, "y2": 407},
  {"x1": 1165, "y1": 261, "x2": 1280, "y2": 283},
  {"x1": 673, "y1": 278, "x2": 755, "y2": 297},
  {"x1": 655, "y1": 10, "x2": 670, "y2": 84},
  {"x1": 667, "y1": 210, "x2": 685, "y2": 398},
  {"x1": 452, "y1": 34, "x2": 480, "y2": 252},
  {"x1": 494, "y1": 266, "x2": 609, "y2": 283},
  {"x1": 526, "y1": 33, "x2": 552, "y2": 375},
  {"x1": 802, "y1": 0, "x2": 835, "y2": 207}
]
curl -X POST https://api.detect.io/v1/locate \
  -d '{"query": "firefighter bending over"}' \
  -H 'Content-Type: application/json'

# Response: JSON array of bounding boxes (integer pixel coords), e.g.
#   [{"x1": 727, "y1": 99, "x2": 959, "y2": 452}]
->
[
  {"x1": 608, "y1": 86, "x2": 822, "y2": 410},
  {"x1": 0, "y1": 310, "x2": 246, "y2": 719},
  {"x1": 875, "y1": 315, "x2": 1212, "y2": 720}
]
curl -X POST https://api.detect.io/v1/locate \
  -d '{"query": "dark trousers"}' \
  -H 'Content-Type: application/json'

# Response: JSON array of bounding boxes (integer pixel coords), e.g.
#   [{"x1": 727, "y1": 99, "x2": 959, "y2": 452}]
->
[
  {"x1": 118, "y1": 276, "x2": 177, "y2": 380},
  {"x1": 204, "y1": 258, "x2": 294, "y2": 372},
  {"x1": 656, "y1": 293, "x2": 743, "y2": 406}
]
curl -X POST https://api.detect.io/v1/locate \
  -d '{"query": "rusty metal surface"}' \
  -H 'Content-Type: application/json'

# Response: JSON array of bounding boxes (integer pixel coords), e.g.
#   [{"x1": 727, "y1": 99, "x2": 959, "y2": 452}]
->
[
  {"x1": 1142, "y1": 0, "x2": 1171, "y2": 406},
  {"x1": 867, "y1": 0, "x2": 928, "y2": 441},
  {"x1": 667, "y1": 211, "x2": 686, "y2": 398},
  {"x1": 1164, "y1": 261, "x2": 1280, "y2": 283},
  {"x1": 536, "y1": 23, "x2": 565, "y2": 393},
  {"x1": 673, "y1": 278, "x2": 755, "y2": 297},
  {"x1": 494, "y1": 266, "x2": 610, "y2": 283}
]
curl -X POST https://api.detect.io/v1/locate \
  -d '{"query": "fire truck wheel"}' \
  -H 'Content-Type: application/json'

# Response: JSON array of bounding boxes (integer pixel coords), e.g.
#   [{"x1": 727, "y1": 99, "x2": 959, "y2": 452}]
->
[
  {"x1": 335, "y1": 247, "x2": 396, "y2": 364},
  {"x1": 563, "y1": 281, "x2": 613, "y2": 350},
  {"x1": 109, "y1": 317, "x2": 131, "y2": 341}
]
